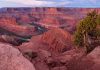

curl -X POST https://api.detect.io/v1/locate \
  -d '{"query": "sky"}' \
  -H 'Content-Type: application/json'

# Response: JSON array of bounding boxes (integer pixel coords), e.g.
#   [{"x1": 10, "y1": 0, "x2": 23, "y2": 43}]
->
[{"x1": 0, "y1": 0, "x2": 100, "y2": 8}]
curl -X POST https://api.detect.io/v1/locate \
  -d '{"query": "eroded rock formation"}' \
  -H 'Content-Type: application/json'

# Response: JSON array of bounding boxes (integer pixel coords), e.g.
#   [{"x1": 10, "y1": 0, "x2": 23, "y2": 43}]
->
[{"x1": 18, "y1": 28, "x2": 73, "y2": 54}]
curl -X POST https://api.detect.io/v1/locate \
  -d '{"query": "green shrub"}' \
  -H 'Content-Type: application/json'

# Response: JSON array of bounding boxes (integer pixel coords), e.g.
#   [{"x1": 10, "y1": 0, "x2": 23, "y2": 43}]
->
[{"x1": 74, "y1": 10, "x2": 99, "y2": 52}]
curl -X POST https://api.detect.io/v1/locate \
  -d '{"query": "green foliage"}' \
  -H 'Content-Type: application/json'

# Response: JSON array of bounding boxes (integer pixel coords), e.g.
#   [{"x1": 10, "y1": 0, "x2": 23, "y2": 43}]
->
[
  {"x1": 96, "y1": 14, "x2": 100, "y2": 25},
  {"x1": 74, "y1": 10, "x2": 98, "y2": 47},
  {"x1": 96, "y1": 14, "x2": 100, "y2": 37},
  {"x1": 74, "y1": 30, "x2": 84, "y2": 46}
]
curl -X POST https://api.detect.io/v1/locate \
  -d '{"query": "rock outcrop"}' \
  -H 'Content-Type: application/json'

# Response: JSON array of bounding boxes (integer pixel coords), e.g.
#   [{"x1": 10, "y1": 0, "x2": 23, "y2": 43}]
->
[
  {"x1": 0, "y1": 43, "x2": 36, "y2": 70},
  {"x1": 19, "y1": 28, "x2": 73, "y2": 54},
  {"x1": 66, "y1": 46, "x2": 100, "y2": 70},
  {"x1": 0, "y1": 35, "x2": 29, "y2": 45},
  {"x1": 0, "y1": 18, "x2": 36, "y2": 37},
  {"x1": 1, "y1": 8, "x2": 100, "y2": 32},
  {"x1": 40, "y1": 28, "x2": 73, "y2": 53}
]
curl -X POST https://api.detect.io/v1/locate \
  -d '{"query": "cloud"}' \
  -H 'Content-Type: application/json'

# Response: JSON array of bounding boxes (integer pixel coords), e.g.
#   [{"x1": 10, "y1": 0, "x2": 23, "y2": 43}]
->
[
  {"x1": 1, "y1": 0, "x2": 99, "y2": 8},
  {"x1": 6, "y1": 0, "x2": 50, "y2": 6},
  {"x1": 5, "y1": 0, "x2": 71, "y2": 7}
]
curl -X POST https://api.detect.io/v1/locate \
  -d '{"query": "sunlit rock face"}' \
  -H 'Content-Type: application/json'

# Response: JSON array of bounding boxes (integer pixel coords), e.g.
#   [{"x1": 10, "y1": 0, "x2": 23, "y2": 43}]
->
[
  {"x1": 0, "y1": 8, "x2": 100, "y2": 31},
  {"x1": 0, "y1": 43, "x2": 36, "y2": 70},
  {"x1": 0, "y1": 17, "x2": 36, "y2": 37},
  {"x1": 40, "y1": 28, "x2": 73, "y2": 53},
  {"x1": 18, "y1": 28, "x2": 73, "y2": 55},
  {"x1": 0, "y1": 8, "x2": 100, "y2": 35}
]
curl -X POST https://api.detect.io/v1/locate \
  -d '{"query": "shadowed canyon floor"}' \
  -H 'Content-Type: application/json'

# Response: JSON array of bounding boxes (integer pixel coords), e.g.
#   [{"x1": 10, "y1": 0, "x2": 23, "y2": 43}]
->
[{"x1": 0, "y1": 8, "x2": 100, "y2": 70}]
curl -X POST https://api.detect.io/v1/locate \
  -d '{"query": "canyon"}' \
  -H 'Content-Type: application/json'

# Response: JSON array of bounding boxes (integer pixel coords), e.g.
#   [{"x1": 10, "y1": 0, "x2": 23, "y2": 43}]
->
[{"x1": 0, "y1": 7, "x2": 99, "y2": 70}]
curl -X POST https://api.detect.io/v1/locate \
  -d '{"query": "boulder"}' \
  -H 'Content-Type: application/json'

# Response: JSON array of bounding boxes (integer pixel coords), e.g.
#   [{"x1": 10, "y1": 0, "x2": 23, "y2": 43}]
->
[
  {"x1": 67, "y1": 46, "x2": 100, "y2": 70},
  {"x1": 0, "y1": 43, "x2": 36, "y2": 70}
]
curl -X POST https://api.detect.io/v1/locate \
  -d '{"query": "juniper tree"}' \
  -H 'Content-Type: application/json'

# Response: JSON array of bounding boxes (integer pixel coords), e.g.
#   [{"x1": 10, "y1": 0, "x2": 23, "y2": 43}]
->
[{"x1": 74, "y1": 10, "x2": 98, "y2": 52}]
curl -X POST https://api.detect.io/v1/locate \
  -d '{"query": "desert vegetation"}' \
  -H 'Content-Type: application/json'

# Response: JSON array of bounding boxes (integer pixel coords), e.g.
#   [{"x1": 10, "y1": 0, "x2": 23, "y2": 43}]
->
[{"x1": 74, "y1": 10, "x2": 100, "y2": 52}]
